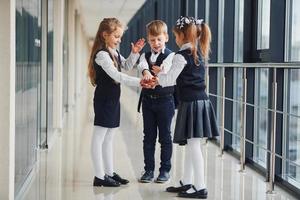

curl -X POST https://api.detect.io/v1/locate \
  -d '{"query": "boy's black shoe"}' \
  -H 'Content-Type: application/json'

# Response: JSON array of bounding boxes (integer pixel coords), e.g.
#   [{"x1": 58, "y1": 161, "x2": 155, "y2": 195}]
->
[
  {"x1": 93, "y1": 175, "x2": 121, "y2": 187},
  {"x1": 166, "y1": 180, "x2": 192, "y2": 193},
  {"x1": 177, "y1": 186, "x2": 208, "y2": 199},
  {"x1": 155, "y1": 171, "x2": 170, "y2": 183},
  {"x1": 110, "y1": 172, "x2": 129, "y2": 185},
  {"x1": 139, "y1": 171, "x2": 154, "y2": 183}
]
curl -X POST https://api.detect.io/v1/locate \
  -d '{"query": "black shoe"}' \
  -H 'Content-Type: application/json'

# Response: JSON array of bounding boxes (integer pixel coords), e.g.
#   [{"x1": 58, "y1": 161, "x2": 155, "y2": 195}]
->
[
  {"x1": 166, "y1": 180, "x2": 192, "y2": 193},
  {"x1": 139, "y1": 171, "x2": 154, "y2": 183},
  {"x1": 93, "y1": 175, "x2": 121, "y2": 187},
  {"x1": 110, "y1": 172, "x2": 129, "y2": 185},
  {"x1": 178, "y1": 186, "x2": 208, "y2": 199},
  {"x1": 155, "y1": 171, "x2": 170, "y2": 183}
]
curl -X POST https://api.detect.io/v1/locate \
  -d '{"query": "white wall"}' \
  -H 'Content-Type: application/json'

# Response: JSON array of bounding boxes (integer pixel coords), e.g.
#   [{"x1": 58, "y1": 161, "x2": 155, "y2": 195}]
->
[
  {"x1": 0, "y1": 0, "x2": 15, "y2": 199},
  {"x1": 0, "y1": 0, "x2": 90, "y2": 198}
]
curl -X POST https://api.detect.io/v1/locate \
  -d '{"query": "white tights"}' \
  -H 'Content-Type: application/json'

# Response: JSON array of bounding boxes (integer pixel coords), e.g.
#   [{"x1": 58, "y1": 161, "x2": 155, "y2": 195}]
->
[
  {"x1": 181, "y1": 138, "x2": 206, "y2": 191},
  {"x1": 91, "y1": 125, "x2": 116, "y2": 179}
]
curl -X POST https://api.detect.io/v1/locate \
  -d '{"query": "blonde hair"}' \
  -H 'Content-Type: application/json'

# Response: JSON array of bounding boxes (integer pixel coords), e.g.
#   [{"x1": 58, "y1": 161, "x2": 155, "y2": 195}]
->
[
  {"x1": 88, "y1": 18, "x2": 122, "y2": 86},
  {"x1": 173, "y1": 17, "x2": 211, "y2": 63},
  {"x1": 146, "y1": 20, "x2": 168, "y2": 36}
]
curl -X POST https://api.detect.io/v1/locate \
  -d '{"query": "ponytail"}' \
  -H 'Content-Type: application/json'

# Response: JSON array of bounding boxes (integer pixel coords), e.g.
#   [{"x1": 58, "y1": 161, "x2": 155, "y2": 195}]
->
[
  {"x1": 199, "y1": 23, "x2": 211, "y2": 61},
  {"x1": 173, "y1": 17, "x2": 212, "y2": 64}
]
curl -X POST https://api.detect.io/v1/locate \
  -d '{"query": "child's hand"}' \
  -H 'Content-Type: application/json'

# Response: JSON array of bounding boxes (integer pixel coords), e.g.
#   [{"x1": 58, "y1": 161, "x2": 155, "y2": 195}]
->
[
  {"x1": 140, "y1": 77, "x2": 158, "y2": 89},
  {"x1": 131, "y1": 38, "x2": 145, "y2": 54},
  {"x1": 140, "y1": 79, "x2": 153, "y2": 88},
  {"x1": 150, "y1": 76, "x2": 159, "y2": 88},
  {"x1": 151, "y1": 65, "x2": 161, "y2": 75},
  {"x1": 142, "y1": 70, "x2": 153, "y2": 80}
]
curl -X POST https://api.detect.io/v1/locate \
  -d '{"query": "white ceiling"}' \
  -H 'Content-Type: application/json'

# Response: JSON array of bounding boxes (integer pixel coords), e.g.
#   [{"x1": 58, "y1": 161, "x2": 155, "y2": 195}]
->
[{"x1": 78, "y1": 0, "x2": 146, "y2": 39}]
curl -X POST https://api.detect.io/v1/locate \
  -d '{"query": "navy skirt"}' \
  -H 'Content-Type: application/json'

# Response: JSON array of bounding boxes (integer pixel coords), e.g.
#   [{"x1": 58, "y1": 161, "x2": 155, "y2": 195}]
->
[
  {"x1": 94, "y1": 98, "x2": 120, "y2": 128},
  {"x1": 174, "y1": 100, "x2": 219, "y2": 145}
]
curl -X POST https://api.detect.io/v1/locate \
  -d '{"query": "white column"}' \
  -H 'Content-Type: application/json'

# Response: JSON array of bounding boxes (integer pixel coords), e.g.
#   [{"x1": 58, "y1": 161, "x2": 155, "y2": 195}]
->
[
  {"x1": 0, "y1": 0, "x2": 15, "y2": 199},
  {"x1": 53, "y1": 0, "x2": 65, "y2": 129},
  {"x1": 67, "y1": 0, "x2": 76, "y2": 109}
]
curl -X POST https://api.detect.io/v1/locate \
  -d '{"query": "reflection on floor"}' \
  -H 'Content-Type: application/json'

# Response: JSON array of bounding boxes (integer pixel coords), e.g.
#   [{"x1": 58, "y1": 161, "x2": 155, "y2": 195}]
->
[{"x1": 21, "y1": 86, "x2": 297, "y2": 200}]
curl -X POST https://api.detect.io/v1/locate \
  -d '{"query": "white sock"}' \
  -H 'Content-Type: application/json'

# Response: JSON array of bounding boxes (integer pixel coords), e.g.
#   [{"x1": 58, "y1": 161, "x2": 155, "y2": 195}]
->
[
  {"x1": 91, "y1": 126, "x2": 108, "y2": 179},
  {"x1": 186, "y1": 138, "x2": 206, "y2": 193},
  {"x1": 102, "y1": 128, "x2": 116, "y2": 176},
  {"x1": 181, "y1": 147, "x2": 193, "y2": 186}
]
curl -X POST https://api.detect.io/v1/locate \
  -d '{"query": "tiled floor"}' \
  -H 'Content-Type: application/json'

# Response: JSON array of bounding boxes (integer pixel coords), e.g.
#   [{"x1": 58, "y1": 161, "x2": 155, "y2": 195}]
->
[{"x1": 21, "y1": 86, "x2": 298, "y2": 200}]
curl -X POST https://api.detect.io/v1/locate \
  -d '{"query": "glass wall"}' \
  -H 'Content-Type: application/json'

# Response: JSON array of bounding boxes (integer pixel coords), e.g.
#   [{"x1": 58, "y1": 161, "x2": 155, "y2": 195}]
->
[
  {"x1": 231, "y1": 0, "x2": 244, "y2": 151},
  {"x1": 216, "y1": 69, "x2": 223, "y2": 128},
  {"x1": 285, "y1": 69, "x2": 300, "y2": 188},
  {"x1": 122, "y1": 0, "x2": 300, "y2": 194},
  {"x1": 15, "y1": 0, "x2": 41, "y2": 195},
  {"x1": 217, "y1": 0, "x2": 224, "y2": 62},
  {"x1": 234, "y1": 0, "x2": 243, "y2": 62},
  {"x1": 284, "y1": 1, "x2": 300, "y2": 189},
  {"x1": 232, "y1": 68, "x2": 243, "y2": 151},
  {"x1": 288, "y1": 0, "x2": 300, "y2": 61},
  {"x1": 257, "y1": 0, "x2": 271, "y2": 50},
  {"x1": 253, "y1": 68, "x2": 269, "y2": 168}
]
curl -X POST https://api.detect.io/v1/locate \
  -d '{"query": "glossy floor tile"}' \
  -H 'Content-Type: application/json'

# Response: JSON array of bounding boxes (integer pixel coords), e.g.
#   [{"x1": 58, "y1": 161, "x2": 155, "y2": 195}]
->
[{"x1": 21, "y1": 86, "x2": 298, "y2": 200}]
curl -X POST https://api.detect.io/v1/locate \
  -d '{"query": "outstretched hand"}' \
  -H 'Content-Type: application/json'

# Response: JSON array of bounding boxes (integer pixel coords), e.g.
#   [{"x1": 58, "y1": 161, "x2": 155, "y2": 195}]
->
[
  {"x1": 140, "y1": 76, "x2": 158, "y2": 89},
  {"x1": 131, "y1": 38, "x2": 145, "y2": 54}
]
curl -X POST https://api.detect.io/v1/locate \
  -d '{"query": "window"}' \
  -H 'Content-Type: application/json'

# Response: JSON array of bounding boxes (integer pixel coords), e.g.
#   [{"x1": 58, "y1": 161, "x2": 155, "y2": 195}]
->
[
  {"x1": 15, "y1": 0, "x2": 41, "y2": 194},
  {"x1": 216, "y1": 68, "x2": 224, "y2": 137},
  {"x1": 257, "y1": 0, "x2": 271, "y2": 50},
  {"x1": 287, "y1": 0, "x2": 300, "y2": 61},
  {"x1": 253, "y1": 68, "x2": 269, "y2": 167},
  {"x1": 285, "y1": 69, "x2": 300, "y2": 188},
  {"x1": 218, "y1": 0, "x2": 224, "y2": 62},
  {"x1": 232, "y1": 68, "x2": 243, "y2": 151},
  {"x1": 234, "y1": 0, "x2": 244, "y2": 62}
]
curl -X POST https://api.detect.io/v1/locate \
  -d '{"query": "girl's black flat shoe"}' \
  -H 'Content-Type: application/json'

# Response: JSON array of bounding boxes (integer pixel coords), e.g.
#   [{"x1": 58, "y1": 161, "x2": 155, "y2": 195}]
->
[
  {"x1": 93, "y1": 175, "x2": 121, "y2": 187},
  {"x1": 110, "y1": 172, "x2": 129, "y2": 185},
  {"x1": 177, "y1": 186, "x2": 208, "y2": 199},
  {"x1": 166, "y1": 180, "x2": 192, "y2": 193}
]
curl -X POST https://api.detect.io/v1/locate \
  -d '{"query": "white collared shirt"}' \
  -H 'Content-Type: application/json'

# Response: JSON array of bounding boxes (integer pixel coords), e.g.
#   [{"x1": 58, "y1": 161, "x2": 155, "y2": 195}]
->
[
  {"x1": 95, "y1": 50, "x2": 140, "y2": 87},
  {"x1": 108, "y1": 47, "x2": 140, "y2": 71},
  {"x1": 150, "y1": 47, "x2": 165, "y2": 63},
  {"x1": 157, "y1": 43, "x2": 193, "y2": 87},
  {"x1": 137, "y1": 47, "x2": 175, "y2": 74}
]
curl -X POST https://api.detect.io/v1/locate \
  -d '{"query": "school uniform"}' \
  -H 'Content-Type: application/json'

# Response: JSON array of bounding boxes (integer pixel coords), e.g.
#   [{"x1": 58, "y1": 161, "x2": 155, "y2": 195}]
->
[
  {"x1": 93, "y1": 48, "x2": 140, "y2": 128},
  {"x1": 138, "y1": 47, "x2": 175, "y2": 173},
  {"x1": 91, "y1": 48, "x2": 139, "y2": 184},
  {"x1": 157, "y1": 43, "x2": 219, "y2": 145}
]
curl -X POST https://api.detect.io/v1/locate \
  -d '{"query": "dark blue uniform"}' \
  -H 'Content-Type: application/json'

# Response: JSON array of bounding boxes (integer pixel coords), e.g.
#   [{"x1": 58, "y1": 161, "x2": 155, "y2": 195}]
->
[
  {"x1": 174, "y1": 49, "x2": 219, "y2": 145},
  {"x1": 93, "y1": 49, "x2": 122, "y2": 128},
  {"x1": 141, "y1": 48, "x2": 175, "y2": 173}
]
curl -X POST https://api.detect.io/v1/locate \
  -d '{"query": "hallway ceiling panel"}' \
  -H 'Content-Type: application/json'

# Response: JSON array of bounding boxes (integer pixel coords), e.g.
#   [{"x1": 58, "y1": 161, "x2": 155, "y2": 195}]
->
[{"x1": 79, "y1": 0, "x2": 145, "y2": 38}]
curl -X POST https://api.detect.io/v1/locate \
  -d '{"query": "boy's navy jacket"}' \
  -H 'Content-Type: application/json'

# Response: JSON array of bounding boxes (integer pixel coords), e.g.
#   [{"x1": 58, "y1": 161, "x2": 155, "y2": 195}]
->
[{"x1": 176, "y1": 49, "x2": 208, "y2": 101}]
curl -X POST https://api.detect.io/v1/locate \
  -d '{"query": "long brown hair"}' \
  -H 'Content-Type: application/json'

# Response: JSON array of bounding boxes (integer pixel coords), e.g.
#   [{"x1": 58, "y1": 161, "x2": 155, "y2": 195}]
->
[
  {"x1": 88, "y1": 18, "x2": 122, "y2": 86},
  {"x1": 173, "y1": 17, "x2": 212, "y2": 64}
]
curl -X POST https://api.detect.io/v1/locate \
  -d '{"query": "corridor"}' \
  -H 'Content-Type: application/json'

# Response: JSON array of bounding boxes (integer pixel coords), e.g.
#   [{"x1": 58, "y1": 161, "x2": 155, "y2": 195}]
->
[{"x1": 21, "y1": 86, "x2": 297, "y2": 200}]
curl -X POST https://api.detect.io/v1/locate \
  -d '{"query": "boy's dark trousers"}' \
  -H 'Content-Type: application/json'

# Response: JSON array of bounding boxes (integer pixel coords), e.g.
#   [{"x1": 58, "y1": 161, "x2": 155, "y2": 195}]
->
[{"x1": 142, "y1": 94, "x2": 175, "y2": 173}]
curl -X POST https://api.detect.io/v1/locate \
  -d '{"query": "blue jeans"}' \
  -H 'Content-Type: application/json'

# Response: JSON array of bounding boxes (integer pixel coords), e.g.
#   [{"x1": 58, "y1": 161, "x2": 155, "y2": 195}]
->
[{"x1": 142, "y1": 95, "x2": 175, "y2": 172}]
